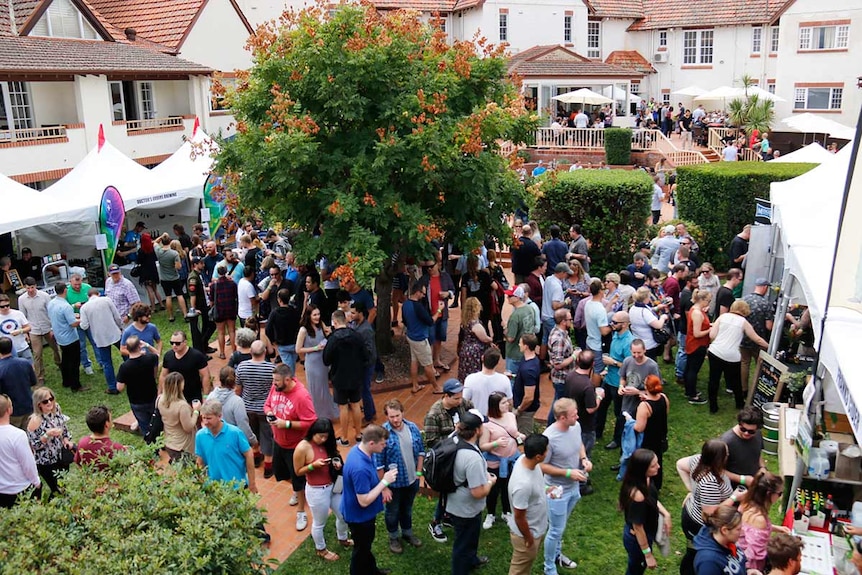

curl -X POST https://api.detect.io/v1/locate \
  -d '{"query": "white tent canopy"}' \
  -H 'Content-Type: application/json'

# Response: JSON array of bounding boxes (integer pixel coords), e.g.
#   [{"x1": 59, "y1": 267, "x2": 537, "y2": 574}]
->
[
  {"x1": 672, "y1": 85, "x2": 707, "y2": 97},
  {"x1": 770, "y1": 142, "x2": 833, "y2": 164},
  {"x1": 694, "y1": 86, "x2": 745, "y2": 102},
  {"x1": 149, "y1": 129, "x2": 217, "y2": 211}
]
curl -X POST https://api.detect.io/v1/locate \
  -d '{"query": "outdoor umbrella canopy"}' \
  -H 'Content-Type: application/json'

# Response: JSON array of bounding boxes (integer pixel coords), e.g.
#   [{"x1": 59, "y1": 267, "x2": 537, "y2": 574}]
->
[
  {"x1": 781, "y1": 113, "x2": 856, "y2": 140},
  {"x1": 693, "y1": 86, "x2": 745, "y2": 102},
  {"x1": 552, "y1": 88, "x2": 613, "y2": 105},
  {"x1": 743, "y1": 86, "x2": 786, "y2": 102},
  {"x1": 770, "y1": 142, "x2": 832, "y2": 163},
  {"x1": 672, "y1": 85, "x2": 708, "y2": 97}
]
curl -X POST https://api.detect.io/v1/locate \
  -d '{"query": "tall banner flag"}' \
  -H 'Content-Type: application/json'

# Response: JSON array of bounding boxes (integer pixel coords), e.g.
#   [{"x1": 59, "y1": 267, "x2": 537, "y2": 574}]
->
[
  {"x1": 202, "y1": 174, "x2": 228, "y2": 239},
  {"x1": 99, "y1": 186, "x2": 125, "y2": 266}
]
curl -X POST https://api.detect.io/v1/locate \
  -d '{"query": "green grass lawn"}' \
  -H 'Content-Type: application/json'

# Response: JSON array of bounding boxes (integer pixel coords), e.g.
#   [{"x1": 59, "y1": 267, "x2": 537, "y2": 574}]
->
[{"x1": 273, "y1": 360, "x2": 779, "y2": 575}]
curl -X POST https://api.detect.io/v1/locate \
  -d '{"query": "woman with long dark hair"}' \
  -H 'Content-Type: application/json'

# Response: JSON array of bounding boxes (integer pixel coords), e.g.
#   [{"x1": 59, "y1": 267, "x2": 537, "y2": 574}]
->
[
  {"x1": 296, "y1": 304, "x2": 337, "y2": 421},
  {"x1": 675, "y1": 439, "x2": 735, "y2": 575},
  {"x1": 737, "y1": 470, "x2": 790, "y2": 571},
  {"x1": 137, "y1": 232, "x2": 161, "y2": 310},
  {"x1": 633, "y1": 375, "x2": 669, "y2": 491},
  {"x1": 293, "y1": 418, "x2": 352, "y2": 561},
  {"x1": 211, "y1": 265, "x2": 238, "y2": 360},
  {"x1": 683, "y1": 289, "x2": 712, "y2": 405},
  {"x1": 619, "y1": 448, "x2": 672, "y2": 575},
  {"x1": 485, "y1": 250, "x2": 507, "y2": 348}
]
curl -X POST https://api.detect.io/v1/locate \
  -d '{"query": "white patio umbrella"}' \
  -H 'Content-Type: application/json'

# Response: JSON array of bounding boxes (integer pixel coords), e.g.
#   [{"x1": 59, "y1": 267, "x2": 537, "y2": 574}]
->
[
  {"x1": 694, "y1": 86, "x2": 746, "y2": 102},
  {"x1": 781, "y1": 113, "x2": 856, "y2": 140},
  {"x1": 770, "y1": 142, "x2": 832, "y2": 163},
  {"x1": 552, "y1": 88, "x2": 613, "y2": 105},
  {"x1": 742, "y1": 86, "x2": 786, "y2": 102},
  {"x1": 672, "y1": 85, "x2": 708, "y2": 97}
]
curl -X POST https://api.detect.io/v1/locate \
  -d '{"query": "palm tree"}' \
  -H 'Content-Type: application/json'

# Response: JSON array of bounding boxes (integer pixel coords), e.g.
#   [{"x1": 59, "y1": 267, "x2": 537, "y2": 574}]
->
[{"x1": 727, "y1": 76, "x2": 775, "y2": 158}]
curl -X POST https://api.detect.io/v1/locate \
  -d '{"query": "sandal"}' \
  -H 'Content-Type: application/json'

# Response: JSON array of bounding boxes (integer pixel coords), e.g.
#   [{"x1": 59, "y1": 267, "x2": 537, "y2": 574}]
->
[
  {"x1": 338, "y1": 538, "x2": 354, "y2": 548},
  {"x1": 435, "y1": 363, "x2": 451, "y2": 372},
  {"x1": 218, "y1": 353, "x2": 226, "y2": 360},
  {"x1": 411, "y1": 384, "x2": 427, "y2": 394},
  {"x1": 316, "y1": 549, "x2": 339, "y2": 562}
]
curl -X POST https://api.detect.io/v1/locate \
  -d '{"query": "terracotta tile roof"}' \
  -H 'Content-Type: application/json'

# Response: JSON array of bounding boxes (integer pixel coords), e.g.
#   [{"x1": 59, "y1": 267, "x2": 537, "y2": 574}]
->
[
  {"x1": 0, "y1": 36, "x2": 212, "y2": 77},
  {"x1": 627, "y1": 0, "x2": 793, "y2": 31},
  {"x1": 605, "y1": 50, "x2": 655, "y2": 74},
  {"x1": 369, "y1": 0, "x2": 484, "y2": 12},
  {"x1": 587, "y1": 0, "x2": 644, "y2": 19},
  {"x1": 508, "y1": 44, "x2": 642, "y2": 78}
]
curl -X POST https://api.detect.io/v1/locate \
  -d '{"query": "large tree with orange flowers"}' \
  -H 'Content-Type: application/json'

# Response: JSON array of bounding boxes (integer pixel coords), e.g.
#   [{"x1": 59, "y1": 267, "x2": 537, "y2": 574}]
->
[{"x1": 215, "y1": 2, "x2": 537, "y2": 351}]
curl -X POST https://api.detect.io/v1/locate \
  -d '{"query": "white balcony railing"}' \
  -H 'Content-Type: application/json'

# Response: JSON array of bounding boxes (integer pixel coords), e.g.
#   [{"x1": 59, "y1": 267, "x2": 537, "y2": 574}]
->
[
  {"x1": 0, "y1": 125, "x2": 67, "y2": 143},
  {"x1": 739, "y1": 148, "x2": 763, "y2": 162},
  {"x1": 631, "y1": 129, "x2": 662, "y2": 151},
  {"x1": 534, "y1": 127, "x2": 605, "y2": 149},
  {"x1": 665, "y1": 150, "x2": 710, "y2": 166},
  {"x1": 125, "y1": 116, "x2": 184, "y2": 132},
  {"x1": 708, "y1": 127, "x2": 736, "y2": 154}
]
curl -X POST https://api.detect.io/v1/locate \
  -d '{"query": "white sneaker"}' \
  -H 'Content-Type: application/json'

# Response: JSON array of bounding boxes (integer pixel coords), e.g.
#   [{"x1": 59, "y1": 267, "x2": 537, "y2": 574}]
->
[
  {"x1": 289, "y1": 493, "x2": 299, "y2": 506},
  {"x1": 556, "y1": 554, "x2": 578, "y2": 569},
  {"x1": 501, "y1": 512, "x2": 512, "y2": 524},
  {"x1": 296, "y1": 511, "x2": 308, "y2": 531},
  {"x1": 84, "y1": 366, "x2": 94, "y2": 375},
  {"x1": 482, "y1": 514, "x2": 495, "y2": 530}
]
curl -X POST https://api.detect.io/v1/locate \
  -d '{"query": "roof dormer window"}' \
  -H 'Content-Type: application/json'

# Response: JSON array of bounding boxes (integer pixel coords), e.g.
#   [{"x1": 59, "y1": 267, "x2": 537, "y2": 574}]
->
[{"x1": 30, "y1": 0, "x2": 100, "y2": 40}]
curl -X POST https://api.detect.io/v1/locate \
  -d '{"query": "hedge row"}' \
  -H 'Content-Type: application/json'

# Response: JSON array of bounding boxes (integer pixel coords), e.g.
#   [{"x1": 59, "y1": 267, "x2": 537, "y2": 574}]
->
[
  {"x1": 604, "y1": 128, "x2": 632, "y2": 166},
  {"x1": 676, "y1": 162, "x2": 817, "y2": 269}
]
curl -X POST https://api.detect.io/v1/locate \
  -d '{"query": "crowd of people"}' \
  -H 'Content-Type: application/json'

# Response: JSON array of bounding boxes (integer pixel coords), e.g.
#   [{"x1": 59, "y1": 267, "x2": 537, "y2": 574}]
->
[{"x1": 0, "y1": 210, "x2": 838, "y2": 575}]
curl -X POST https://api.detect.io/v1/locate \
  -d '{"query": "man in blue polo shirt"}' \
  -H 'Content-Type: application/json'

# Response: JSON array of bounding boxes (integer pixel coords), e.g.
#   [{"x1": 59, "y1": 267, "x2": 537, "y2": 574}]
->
[
  {"x1": 341, "y1": 424, "x2": 399, "y2": 575},
  {"x1": 195, "y1": 399, "x2": 257, "y2": 493}
]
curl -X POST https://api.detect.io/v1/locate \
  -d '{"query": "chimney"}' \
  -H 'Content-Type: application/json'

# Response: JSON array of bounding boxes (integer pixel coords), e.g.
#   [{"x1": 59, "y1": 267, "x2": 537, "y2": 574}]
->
[{"x1": 124, "y1": 27, "x2": 136, "y2": 41}]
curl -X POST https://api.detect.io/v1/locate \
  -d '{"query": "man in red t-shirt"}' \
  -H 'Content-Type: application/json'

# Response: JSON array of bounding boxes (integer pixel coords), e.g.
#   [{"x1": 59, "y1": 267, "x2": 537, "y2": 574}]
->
[
  {"x1": 264, "y1": 363, "x2": 317, "y2": 531},
  {"x1": 74, "y1": 405, "x2": 125, "y2": 470}
]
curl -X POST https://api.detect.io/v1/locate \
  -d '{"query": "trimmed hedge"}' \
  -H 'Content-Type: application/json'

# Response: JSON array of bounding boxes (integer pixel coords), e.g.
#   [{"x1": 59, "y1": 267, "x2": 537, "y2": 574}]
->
[
  {"x1": 604, "y1": 128, "x2": 632, "y2": 166},
  {"x1": 676, "y1": 162, "x2": 816, "y2": 269},
  {"x1": 534, "y1": 169, "x2": 652, "y2": 275}
]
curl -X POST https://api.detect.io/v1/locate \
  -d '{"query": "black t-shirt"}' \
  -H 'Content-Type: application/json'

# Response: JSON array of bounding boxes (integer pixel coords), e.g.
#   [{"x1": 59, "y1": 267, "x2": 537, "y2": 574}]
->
[
  {"x1": 564, "y1": 371, "x2": 597, "y2": 433},
  {"x1": 720, "y1": 427, "x2": 763, "y2": 482},
  {"x1": 15, "y1": 258, "x2": 41, "y2": 282},
  {"x1": 679, "y1": 287, "x2": 694, "y2": 335},
  {"x1": 729, "y1": 236, "x2": 749, "y2": 266},
  {"x1": 116, "y1": 353, "x2": 159, "y2": 405},
  {"x1": 162, "y1": 348, "x2": 209, "y2": 402},
  {"x1": 513, "y1": 356, "x2": 541, "y2": 412},
  {"x1": 244, "y1": 247, "x2": 262, "y2": 274},
  {"x1": 715, "y1": 286, "x2": 735, "y2": 317}
]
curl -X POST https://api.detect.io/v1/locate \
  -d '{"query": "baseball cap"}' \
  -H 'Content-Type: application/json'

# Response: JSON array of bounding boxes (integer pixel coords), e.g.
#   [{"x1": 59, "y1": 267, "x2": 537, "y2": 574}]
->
[
  {"x1": 755, "y1": 277, "x2": 770, "y2": 287},
  {"x1": 108, "y1": 264, "x2": 121, "y2": 273},
  {"x1": 638, "y1": 241, "x2": 651, "y2": 250},
  {"x1": 503, "y1": 286, "x2": 525, "y2": 299},
  {"x1": 554, "y1": 262, "x2": 573, "y2": 274},
  {"x1": 460, "y1": 411, "x2": 486, "y2": 431},
  {"x1": 190, "y1": 256, "x2": 203, "y2": 264},
  {"x1": 21, "y1": 247, "x2": 31, "y2": 254},
  {"x1": 442, "y1": 378, "x2": 463, "y2": 394}
]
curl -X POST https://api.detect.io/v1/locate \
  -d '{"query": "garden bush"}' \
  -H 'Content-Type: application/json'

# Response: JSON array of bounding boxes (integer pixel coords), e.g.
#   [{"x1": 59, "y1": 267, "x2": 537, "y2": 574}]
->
[
  {"x1": 604, "y1": 128, "x2": 632, "y2": 166},
  {"x1": 534, "y1": 169, "x2": 652, "y2": 275},
  {"x1": 676, "y1": 162, "x2": 816, "y2": 269},
  {"x1": 0, "y1": 446, "x2": 273, "y2": 575}
]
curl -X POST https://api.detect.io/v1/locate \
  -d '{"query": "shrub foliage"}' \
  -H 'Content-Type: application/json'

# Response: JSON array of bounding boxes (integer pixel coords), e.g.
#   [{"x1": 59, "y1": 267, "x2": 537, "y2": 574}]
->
[
  {"x1": 676, "y1": 162, "x2": 816, "y2": 269},
  {"x1": 0, "y1": 447, "x2": 273, "y2": 575},
  {"x1": 604, "y1": 128, "x2": 632, "y2": 166},
  {"x1": 534, "y1": 169, "x2": 652, "y2": 275}
]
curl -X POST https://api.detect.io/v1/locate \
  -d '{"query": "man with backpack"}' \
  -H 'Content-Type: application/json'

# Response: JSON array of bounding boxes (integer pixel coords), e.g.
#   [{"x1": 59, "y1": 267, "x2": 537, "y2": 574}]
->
[
  {"x1": 445, "y1": 410, "x2": 495, "y2": 575},
  {"x1": 423, "y1": 378, "x2": 474, "y2": 542}
]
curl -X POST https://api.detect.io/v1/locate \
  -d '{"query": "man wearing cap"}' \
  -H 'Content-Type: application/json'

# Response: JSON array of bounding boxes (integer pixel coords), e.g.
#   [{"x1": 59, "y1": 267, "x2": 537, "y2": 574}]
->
[
  {"x1": 79, "y1": 288, "x2": 123, "y2": 394},
  {"x1": 741, "y1": 278, "x2": 774, "y2": 395},
  {"x1": 504, "y1": 286, "x2": 535, "y2": 375},
  {"x1": 19, "y1": 278, "x2": 60, "y2": 385},
  {"x1": 447, "y1": 409, "x2": 495, "y2": 575},
  {"x1": 651, "y1": 226, "x2": 680, "y2": 274},
  {"x1": 626, "y1": 253, "x2": 652, "y2": 290},
  {"x1": 424, "y1": 378, "x2": 474, "y2": 542},
  {"x1": 186, "y1": 256, "x2": 216, "y2": 354},
  {"x1": 104, "y1": 263, "x2": 141, "y2": 323},
  {"x1": 541, "y1": 262, "x2": 572, "y2": 361},
  {"x1": 117, "y1": 221, "x2": 146, "y2": 263}
]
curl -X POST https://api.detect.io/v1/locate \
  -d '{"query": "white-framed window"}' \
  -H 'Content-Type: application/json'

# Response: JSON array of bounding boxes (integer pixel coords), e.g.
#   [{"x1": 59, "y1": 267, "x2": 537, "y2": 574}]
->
[
  {"x1": 767, "y1": 81, "x2": 776, "y2": 94},
  {"x1": 29, "y1": 0, "x2": 98, "y2": 39},
  {"x1": 751, "y1": 26, "x2": 762, "y2": 53},
  {"x1": 662, "y1": 92, "x2": 670, "y2": 105},
  {"x1": 798, "y1": 24, "x2": 849, "y2": 50},
  {"x1": 564, "y1": 15, "x2": 572, "y2": 43},
  {"x1": 770, "y1": 27, "x2": 780, "y2": 52},
  {"x1": 794, "y1": 86, "x2": 843, "y2": 110},
  {"x1": 659, "y1": 30, "x2": 667, "y2": 47},
  {"x1": 499, "y1": 12, "x2": 508, "y2": 42},
  {"x1": 587, "y1": 21, "x2": 601, "y2": 58},
  {"x1": 0, "y1": 82, "x2": 35, "y2": 131},
  {"x1": 137, "y1": 81, "x2": 155, "y2": 120},
  {"x1": 683, "y1": 29, "x2": 714, "y2": 64},
  {"x1": 209, "y1": 77, "x2": 237, "y2": 112},
  {"x1": 631, "y1": 81, "x2": 641, "y2": 95},
  {"x1": 109, "y1": 81, "x2": 125, "y2": 121}
]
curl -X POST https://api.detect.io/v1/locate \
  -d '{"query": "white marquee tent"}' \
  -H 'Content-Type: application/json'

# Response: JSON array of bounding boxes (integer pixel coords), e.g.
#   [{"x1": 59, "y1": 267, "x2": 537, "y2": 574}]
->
[{"x1": 770, "y1": 142, "x2": 833, "y2": 164}]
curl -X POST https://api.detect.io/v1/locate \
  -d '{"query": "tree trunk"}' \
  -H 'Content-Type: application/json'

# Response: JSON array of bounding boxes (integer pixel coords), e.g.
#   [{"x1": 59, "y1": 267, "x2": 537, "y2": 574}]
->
[{"x1": 375, "y1": 263, "x2": 395, "y2": 355}]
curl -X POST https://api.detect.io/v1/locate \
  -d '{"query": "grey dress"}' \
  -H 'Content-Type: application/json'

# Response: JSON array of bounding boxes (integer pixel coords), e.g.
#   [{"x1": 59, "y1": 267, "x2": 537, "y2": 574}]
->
[{"x1": 304, "y1": 328, "x2": 339, "y2": 420}]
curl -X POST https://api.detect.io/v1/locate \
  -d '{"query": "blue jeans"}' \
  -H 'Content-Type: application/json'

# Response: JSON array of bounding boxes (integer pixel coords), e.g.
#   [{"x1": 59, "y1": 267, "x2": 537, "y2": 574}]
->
[
  {"x1": 16, "y1": 347, "x2": 33, "y2": 363},
  {"x1": 277, "y1": 344, "x2": 297, "y2": 374},
  {"x1": 361, "y1": 364, "x2": 375, "y2": 420},
  {"x1": 451, "y1": 513, "x2": 482, "y2": 575},
  {"x1": 544, "y1": 487, "x2": 581, "y2": 575},
  {"x1": 623, "y1": 524, "x2": 652, "y2": 575},
  {"x1": 77, "y1": 327, "x2": 97, "y2": 368},
  {"x1": 505, "y1": 358, "x2": 521, "y2": 375},
  {"x1": 675, "y1": 332, "x2": 687, "y2": 379},
  {"x1": 95, "y1": 345, "x2": 117, "y2": 391},
  {"x1": 130, "y1": 401, "x2": 156, "y2": 437},
  {"x1": 541, "y1": 317, "x2": 556, "y2": 345},
  {"x1": 385, "y1": 480, "x2": 419, "y2": 538},
  {"x1": 545, "y1": 382, "x2": 567, "y2": 425}
]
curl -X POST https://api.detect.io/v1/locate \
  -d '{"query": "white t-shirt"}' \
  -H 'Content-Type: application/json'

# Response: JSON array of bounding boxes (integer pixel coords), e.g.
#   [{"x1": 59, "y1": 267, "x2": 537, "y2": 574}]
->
[
  {"x1": 575, "y1": 112, "x2": 589, "y2": 128},
  {"x1": 0, "y1": 310, "x2": 30, "y2": 352},
  {"x1": 508, "y1": 455, "x2": 548, "y2": 538},
  {"x1": 237, "y1": 278, "x2": 257, "y2": 319},
  {"x1": 463, "y1": 371, "x2": 513, "y2": 416},
  {"x1": 722, "y1": 145, "x2": 738, "y2": 161}
]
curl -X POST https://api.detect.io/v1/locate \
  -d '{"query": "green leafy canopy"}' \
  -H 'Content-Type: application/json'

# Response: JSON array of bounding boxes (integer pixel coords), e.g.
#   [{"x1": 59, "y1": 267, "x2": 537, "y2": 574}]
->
[{"x1": 215, "y1": 4, "x2": 538, "y2": 286}]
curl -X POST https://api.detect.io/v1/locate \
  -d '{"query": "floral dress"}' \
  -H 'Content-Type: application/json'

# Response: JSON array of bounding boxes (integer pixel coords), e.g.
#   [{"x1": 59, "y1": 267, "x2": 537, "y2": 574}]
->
[
  {"x1": 458, "y1": 320, "x2": 489, "y2": 383},
  {"x1": 28, "y1": 406, "x2": 72, "y2": 494}
]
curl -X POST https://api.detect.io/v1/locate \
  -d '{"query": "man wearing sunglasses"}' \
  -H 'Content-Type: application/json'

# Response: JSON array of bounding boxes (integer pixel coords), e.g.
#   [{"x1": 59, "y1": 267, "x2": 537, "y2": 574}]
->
[
  {"x1": 160, "y1": 332, "x2": 210, "y2": 403},
  {"x1": 720, "y1": 406, "x2": 766, "y2": 488}
]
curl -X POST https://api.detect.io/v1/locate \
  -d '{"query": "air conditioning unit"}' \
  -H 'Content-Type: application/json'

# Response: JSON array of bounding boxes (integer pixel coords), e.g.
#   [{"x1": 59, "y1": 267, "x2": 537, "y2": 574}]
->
[{"x1": 653, "y1": 52, "x2": 668, "y2": 63}]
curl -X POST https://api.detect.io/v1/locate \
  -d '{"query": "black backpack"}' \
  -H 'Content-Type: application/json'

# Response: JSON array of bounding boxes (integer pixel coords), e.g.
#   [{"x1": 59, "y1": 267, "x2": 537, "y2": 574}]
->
[{"x1": 422, "y1": 435, "x2": 480, "y2": 494}]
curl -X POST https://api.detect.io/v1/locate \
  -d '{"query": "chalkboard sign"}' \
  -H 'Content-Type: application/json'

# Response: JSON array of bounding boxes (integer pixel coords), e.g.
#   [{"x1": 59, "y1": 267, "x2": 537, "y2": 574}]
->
[{"x1": 747, "y1": 351, "x2": 787, "y2": 410}]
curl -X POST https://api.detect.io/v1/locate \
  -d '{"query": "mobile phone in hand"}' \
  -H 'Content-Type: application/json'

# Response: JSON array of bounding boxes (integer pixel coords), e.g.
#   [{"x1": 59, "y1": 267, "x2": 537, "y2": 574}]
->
[{"x1": 266, "y1": 414, "x2": 277, "y2": 423}]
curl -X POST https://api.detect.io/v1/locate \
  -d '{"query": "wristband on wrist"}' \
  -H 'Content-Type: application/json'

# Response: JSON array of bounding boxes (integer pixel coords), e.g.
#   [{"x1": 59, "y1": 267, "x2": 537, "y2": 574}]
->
[
  {"x1": 565, "y1": 468, "x2": 571, "y2": 479},
  {"x1": 415, "y1": 471, "x2": 423, "y2": 477},
  {"x1": 285, "y1": 420, "x2": 291, "y2": 429},
  {"x1": 308, "y1": 464, "x2": 314, "y2": 472},
  {"x1": 492, "y1": 441, "x2": 499, "y2": 448},
  {"x1": 381, "y1": 480, "x2": 390, "y2": 488},
  {"x1": 739, "y1": 475, "x2": 746, "y2": 486},
  {"x1": 642, "y1": 547, "x2": 652, "y2": 555}
]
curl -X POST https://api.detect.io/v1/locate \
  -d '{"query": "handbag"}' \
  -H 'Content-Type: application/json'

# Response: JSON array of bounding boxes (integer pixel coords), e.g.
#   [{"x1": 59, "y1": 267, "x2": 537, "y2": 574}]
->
[
  {"x1": 207, "y1": 281, "x2": 218, "y2": 323},
  {"x1": 143, "y1": 397, "x2": 164, "y2": 444},
  {"x1": 60, "y1": 445, "x2": 76, "y2": 465},
  {"x1": 652, "y1": 324, "x2": 671, "y2": 345},
  {"x1": 130, "y1": 264, "x2": 141, "y2": 278}
]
